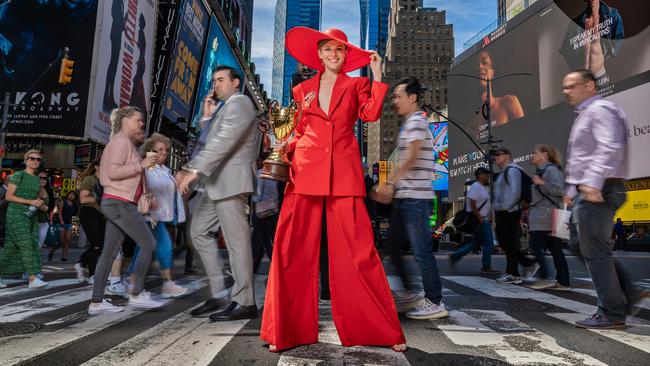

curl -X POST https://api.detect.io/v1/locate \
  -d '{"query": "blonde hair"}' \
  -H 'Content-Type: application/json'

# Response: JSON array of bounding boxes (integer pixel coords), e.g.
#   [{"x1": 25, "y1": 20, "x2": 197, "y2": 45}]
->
[
  {"x1": 24, "y1": 149, "x2": 42, "y2": 161},
  {"x1": 109, "y1": 106, "x2": 142, "y2": 138},
  {"x1": 535, "y1": 144, "x2": 562, "y2": 166},
  {"x1": 140, "y1": 133, "x2": 171, "y2": 157}
]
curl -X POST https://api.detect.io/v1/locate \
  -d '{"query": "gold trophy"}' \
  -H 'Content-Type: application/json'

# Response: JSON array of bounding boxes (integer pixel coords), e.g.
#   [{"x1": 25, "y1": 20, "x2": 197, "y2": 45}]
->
[{"x1": 260, "y1": 100, "x2": 302, "y2": 181}]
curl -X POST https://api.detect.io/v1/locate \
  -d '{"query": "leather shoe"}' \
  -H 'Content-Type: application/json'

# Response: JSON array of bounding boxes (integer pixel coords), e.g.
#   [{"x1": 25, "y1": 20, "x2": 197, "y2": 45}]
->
[
  {"x1": 191, "y1": 298, "x2": 228, "y2": 317},
  {"x1": 209, "y1": 301, "x2": 257, "y2": 322}
]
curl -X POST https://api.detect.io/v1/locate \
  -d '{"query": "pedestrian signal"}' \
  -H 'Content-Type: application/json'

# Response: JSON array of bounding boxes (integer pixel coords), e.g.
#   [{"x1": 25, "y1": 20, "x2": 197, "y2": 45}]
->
[{"x1": 58, "y1": 58, "x2": 74, "y2": 85}]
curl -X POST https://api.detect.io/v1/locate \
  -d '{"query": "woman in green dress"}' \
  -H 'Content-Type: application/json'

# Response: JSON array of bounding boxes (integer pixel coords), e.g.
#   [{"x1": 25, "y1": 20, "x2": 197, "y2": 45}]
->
[{"x1": 0, "y1": 149, "x2": 49, "y2": 288}]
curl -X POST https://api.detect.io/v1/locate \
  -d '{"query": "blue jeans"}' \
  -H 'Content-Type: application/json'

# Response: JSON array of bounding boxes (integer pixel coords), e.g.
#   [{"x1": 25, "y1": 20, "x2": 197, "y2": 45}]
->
[
  {"x1": 389, "y1": 198, "x2": 442, "y2": 304},
  {"x1": 130, "y1": 222, "x2": 174, "y2": 273},
  {"x1": 451, "y1": 220, "x2": 494, "y2": 269}
]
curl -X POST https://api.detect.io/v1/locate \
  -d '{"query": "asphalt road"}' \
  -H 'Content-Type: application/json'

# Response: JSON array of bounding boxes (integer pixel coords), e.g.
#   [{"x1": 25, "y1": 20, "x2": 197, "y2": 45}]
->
[{"x1": 1, "y1": 248, "x2": 649, "y2": 366}]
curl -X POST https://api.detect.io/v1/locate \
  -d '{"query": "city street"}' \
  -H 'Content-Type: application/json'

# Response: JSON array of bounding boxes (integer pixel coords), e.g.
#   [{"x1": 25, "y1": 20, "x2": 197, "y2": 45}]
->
[{"x1": 1, "y1": 249, "x2": 649, "y2": 366}]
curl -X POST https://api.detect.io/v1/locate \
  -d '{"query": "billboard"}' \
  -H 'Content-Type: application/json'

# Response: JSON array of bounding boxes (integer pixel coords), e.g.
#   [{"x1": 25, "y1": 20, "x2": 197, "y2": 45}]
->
[
  {"x1": 430, "y1": 122, "x2": 449, "y2": 191},
  {"x1": 0, "y1": 0, "x2": 98, "y2": 138},
  {"x1": 448, "y1": 0, "x2": 650, "y2": 199},
  {"x1": 87, "y1": 0, "x2": 157, "y2": 144},
  {"x1": 190, "y1": 15, "x2": 245, "y2": 132},
  {"x1": 160, "y1": 0, "x2": 209, "y2": 131}
]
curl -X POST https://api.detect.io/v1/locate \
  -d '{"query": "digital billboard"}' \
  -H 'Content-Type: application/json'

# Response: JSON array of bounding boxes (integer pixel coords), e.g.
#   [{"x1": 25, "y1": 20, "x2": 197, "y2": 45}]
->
[
  {"x1": 190, "y1": 15, "x2": 245, "y2": 133},
  {"x1": 87, "y1": 0, "x2": 156, "y2": 144},
  {"x1": 0, "y1": 0, "x2": 98, "y2": 138},
  {"x1": 448, "y1": 0, "x2": 650, "y2": 199},
  {"x1": 430, "y1": 122, "x2": 449, "y2": 191},
  {"x1": 161, "y1": 0, "x2": 209, "y2": 130}
]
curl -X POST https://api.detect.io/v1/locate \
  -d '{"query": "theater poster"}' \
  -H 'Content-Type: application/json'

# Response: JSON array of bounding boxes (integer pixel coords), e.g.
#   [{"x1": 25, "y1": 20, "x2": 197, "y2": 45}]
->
[
  {"x1": 0, "y1": 0, "x2": 98, "y2": 138},
  {"x1": 87, "y1": 0, "x2": 157, "y2": 144}
]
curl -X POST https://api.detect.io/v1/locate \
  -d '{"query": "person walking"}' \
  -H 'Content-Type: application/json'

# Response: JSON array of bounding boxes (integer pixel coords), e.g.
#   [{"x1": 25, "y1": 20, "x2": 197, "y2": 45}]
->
[
  {"x1": 36, "y1": 175, "x2": 51, "y2": 248},
  {"x1": 48, "y1": 190, "x2": 78, "y2": 262},
  {"x1": 177, "y1": 65, "x2": 259, "y2": 321},
  {"x1": 449, "y1": 167, "x2": 500, "y2": 275},
  {"x1": 88, "y1": 106, "x2": 161, "y2": 315},
  {"x1": 251, "y1": 158, "x2": 279, "y2": 274},
  {"x1": 562, "y1": 69, "x2": 644, "y2": 329},
  {"x1": 129, "y1": 133, "x2": 188, "y2": 298},
  {"x1": 260, "y1": 27, "x2": 406, "y2": 352},
  {"x1": 527, "y1": 144, "x2": 571, "y2": 291},
  {"x1": 380, "y1": 77, "x2": 449, "y2": 320},
  {"x1": 0, "y1": 150, "x2": 49, "y2": 288},
  {"x1": 492, "y1": 146, "x2": 538, "y2": 284},
  {"x1": 613, "y1": 218, "x2": 626, "y2": 251}
]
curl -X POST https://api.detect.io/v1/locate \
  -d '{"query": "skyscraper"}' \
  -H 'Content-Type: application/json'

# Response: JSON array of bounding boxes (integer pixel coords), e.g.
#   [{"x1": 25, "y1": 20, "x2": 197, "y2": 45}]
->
[
  {"x1": 271, "y1": 0, "x2": 322, "y2": 105},
  {"x1": 367, "y1": 0, "x2": 454, "y2": 163},
  {"x1": 368, "y1": 0, "x2": 391, "y2": 57}
]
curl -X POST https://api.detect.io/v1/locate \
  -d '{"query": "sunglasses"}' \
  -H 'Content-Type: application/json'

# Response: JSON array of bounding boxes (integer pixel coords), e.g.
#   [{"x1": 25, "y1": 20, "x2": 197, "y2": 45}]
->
[
  {"x1": 492, "y1": 152, "x2": 505, "y2": 157},
  {"x1": 27, "y1": 157, "x2": 42, "y2": 162}
]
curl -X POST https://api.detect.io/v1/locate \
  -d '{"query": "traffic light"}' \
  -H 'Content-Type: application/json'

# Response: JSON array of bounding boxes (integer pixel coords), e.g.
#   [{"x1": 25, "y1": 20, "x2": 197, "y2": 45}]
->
[{"x1": 58, "y1": 58, "x2": 74, "y2": 85}]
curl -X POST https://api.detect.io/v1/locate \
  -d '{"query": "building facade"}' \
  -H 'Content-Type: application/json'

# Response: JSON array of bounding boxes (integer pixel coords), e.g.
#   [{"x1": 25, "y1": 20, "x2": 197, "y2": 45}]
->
[
  {"x1": 368, "y1": 0, "x2": 391, "y2": 57},
  {"x1": 367, "y1": 0, "x2": 454, "y2": 164},
  {"x1": 271, "y1": 0, "x2": 322, "y2": 105}
]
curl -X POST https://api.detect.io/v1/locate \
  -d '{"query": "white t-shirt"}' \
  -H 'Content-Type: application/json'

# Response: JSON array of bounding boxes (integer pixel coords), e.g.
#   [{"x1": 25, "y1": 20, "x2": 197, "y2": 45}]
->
[
  {"x1": 465, "y1": 181, "x2": 490, "y2": 218},
  {"x1": 394, "y1": 111, "x2": 435, "y2": 199}
]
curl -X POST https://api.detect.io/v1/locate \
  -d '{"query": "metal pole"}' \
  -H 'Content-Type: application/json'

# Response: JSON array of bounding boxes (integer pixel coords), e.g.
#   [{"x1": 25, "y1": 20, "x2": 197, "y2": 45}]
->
[
  {"x1": 486, "y1": 79, "x2": 494, "y2": 223},
  {"x1": 0, "y1": 92, "x2": 10, "y2": 169}
]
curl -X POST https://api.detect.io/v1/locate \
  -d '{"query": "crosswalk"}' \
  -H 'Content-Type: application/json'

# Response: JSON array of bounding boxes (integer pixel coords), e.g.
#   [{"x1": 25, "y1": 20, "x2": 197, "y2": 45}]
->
[{"x1": 1, "y1": 273, "x2": 649, "y2": 366}]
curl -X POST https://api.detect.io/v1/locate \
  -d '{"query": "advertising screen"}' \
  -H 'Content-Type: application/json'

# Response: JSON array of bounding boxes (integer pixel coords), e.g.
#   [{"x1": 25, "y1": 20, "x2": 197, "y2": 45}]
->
[
  {"x1": 190, "y1": 15, "x2": 245, "y2": 133},
  {"x1": 161, "y1": 0, "x2": 209, "y2": 130},
  {"x1": 430, "y1": 122, "x2": 449, "y2": 191},
  {"x1": 88, "y1": 0, "x2": 156, "y2": 144},
  {"x1": 0, "y1": 0, "x2": 98, "y2": 138},
  {"x1": 448, "y1": 0, "x2": 650, "y2": 199}
]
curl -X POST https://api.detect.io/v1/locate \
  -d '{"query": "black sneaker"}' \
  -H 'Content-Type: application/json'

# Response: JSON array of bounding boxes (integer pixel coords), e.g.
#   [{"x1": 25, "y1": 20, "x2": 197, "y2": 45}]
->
[
  {"x1": 480, "y1": 268, "x2": 500, "y2": 275},
  {"x1": 60, "y1": 257, "x2": 69, "y2": 263}
]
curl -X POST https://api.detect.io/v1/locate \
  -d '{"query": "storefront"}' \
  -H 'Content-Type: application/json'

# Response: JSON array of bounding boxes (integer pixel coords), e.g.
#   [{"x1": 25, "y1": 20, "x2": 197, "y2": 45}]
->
[{"x1": 616, "y1": 178, "x2": 650, "y2": 224}]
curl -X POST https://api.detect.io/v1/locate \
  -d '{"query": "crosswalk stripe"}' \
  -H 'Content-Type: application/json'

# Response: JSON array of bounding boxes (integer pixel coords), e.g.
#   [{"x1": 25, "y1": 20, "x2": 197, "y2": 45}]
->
[
  {"x1": 435, "y1": 309, "x2": 605, "y2": 365},
  {"x1": 0, "y1": 278, "x2": 208, "y2": 366},
  {"x1": 547, "y1": 312, "x2": 650, "y2": 354},
  {"x1": 0, "y1": 286, "x2": 92, "y2": 322},
  {"x1": 81, "y1": 311, "x2": 249, "y2": 366},
  {"x1": 0, "y1": 279, "x2": 83, "y2": 299}
]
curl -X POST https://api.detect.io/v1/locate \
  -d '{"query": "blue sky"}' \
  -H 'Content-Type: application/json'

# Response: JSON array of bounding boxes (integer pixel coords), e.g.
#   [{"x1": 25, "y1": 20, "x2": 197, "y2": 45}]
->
[{"x1": 251, "y1": 0, "x2": 497, "y2": 95}]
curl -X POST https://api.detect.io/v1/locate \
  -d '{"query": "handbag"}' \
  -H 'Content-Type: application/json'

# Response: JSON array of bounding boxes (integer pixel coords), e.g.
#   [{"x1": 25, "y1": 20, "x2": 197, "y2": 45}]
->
[
  {"x1": 452, "y1": 200, "x2": 487, "y2": 234},
  {"x1": 550, "y1": 204, "x2": 571, "y2": 241},
  {"x1": 137, "y1": 171, "x2": 156, "y2": 215},
  {"x1": 44, "y1": 224, "x2": 61, "y2": 248}
]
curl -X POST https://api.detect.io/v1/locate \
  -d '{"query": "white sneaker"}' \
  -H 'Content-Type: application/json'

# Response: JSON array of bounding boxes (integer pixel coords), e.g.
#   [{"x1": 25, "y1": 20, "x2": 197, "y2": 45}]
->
[
  {"x1": 392, "y1": 290, "x2": 424, "y2": 313},
  {"x1": 88, "y1": 299, "x2": 125, "y2": 316},
  {"x1": 0, "y1": 279, "x2": 6, "y2": 289},
  {"x1": 106, "y1": 281, "x2": 127, "y2": 296},
  {"x1": 87, "y1": 275, "x2": 94, "y2": 285},
  {"x1": 528, "y1": 279, "x2": 556, "y2": 290},
  {"x1": 161, "y1": 281, "x2": 188, "y2": 298},
  {"x1": 406, "y1": 298, "x2": 449, "y2": 320},
  {"x1": 28, "y1": 278, "x2": 48, "y2": 289},
  {"x1": 128, "y1": 291, "x2": 163, "y2": 309},
  {"x1": 74, "y1": 263, "x2": 87, "y2": 283},
  {"x1": 496, "y1": 274, "x2": 522, "y2": 285}
]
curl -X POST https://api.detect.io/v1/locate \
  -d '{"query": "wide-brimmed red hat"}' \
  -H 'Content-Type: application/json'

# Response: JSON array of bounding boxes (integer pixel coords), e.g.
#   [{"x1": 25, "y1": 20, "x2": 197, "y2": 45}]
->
[{"x1": 286, "y1": 27, "x2": 372, "y2": 73}]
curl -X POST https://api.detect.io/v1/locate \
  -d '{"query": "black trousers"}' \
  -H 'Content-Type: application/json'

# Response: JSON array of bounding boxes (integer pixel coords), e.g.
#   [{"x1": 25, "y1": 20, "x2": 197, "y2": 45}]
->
[
  {"x1": 78, "y1": 206, "x2": 106, "y2": 276},
  {"x1": 495, "y1": 210, "x2": 534, "y2": 276},
  {"x1": 252, "y1": 214, "x2": 277, "y2": 274}
]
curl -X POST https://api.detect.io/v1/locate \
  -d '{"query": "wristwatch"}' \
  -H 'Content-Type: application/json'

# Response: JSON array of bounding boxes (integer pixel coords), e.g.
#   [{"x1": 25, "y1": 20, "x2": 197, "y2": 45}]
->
[{"x1": 181, "y1": 165, "x2": 200, "y2": 175}]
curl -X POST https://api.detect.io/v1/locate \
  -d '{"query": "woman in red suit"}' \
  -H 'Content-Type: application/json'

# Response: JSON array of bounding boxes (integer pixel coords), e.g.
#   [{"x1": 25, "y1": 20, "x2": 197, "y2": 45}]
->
[{"x1": 260, "y1": 27, "x2": 407, "y2": 352}]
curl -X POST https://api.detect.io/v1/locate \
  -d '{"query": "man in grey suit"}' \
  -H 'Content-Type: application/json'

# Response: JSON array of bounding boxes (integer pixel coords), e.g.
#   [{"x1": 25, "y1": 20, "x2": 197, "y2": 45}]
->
[{"x1": 177, "y1": 65, "x2": 259, "y2": 321}]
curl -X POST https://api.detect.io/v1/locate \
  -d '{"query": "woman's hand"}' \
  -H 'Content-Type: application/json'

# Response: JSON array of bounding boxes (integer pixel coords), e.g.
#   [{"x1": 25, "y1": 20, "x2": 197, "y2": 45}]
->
[
  {"x1": 274, "y1": 141, "x2": 289, "y2": 156},
  {"x1": 141, "y1": 155, "x2": 156, "y2": 169},
  {"x1": 369, "y1": 51, "x2": 382, "y2": 82},
  {"x1": 532, "y1": 175, "x2": 545, "y2": 186},
  {"x1": 31, "y1": 199, "x2": 44, "y2": 207}
]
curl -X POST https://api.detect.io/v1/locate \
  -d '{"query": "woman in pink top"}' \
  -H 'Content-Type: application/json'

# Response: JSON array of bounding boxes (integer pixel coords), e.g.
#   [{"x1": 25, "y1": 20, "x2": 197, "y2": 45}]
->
[{"x1": 88, "y1": 106, "x2": 161, "y2": 315}]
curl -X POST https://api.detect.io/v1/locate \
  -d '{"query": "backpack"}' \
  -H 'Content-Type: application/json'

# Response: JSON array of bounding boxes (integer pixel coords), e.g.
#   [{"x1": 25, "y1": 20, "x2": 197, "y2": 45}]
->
[{"x1": 504, "y1": 166, "x2": 532, "y2": 207}]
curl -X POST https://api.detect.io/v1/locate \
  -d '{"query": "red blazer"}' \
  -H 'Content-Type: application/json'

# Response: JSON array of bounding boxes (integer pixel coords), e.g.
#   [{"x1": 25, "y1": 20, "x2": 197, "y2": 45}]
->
[{"x1": 286, "y1": 72, "x2": 388, "y2": 196}]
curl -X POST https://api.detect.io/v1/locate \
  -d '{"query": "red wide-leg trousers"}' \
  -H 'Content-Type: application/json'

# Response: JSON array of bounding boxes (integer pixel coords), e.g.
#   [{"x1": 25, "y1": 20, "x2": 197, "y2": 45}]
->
[{"x1": 260, "y1": 193, "x2": 406, "y2": 351}]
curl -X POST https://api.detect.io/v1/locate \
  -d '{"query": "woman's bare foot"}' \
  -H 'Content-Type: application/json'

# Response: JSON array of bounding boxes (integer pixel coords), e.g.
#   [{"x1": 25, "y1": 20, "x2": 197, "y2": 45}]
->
[
  {"x1": 391, "y1": 343, "x2": 407, "y2": 352},
  {"x1": 269, "y1": 344, "x2": 278, "y2": 353}
]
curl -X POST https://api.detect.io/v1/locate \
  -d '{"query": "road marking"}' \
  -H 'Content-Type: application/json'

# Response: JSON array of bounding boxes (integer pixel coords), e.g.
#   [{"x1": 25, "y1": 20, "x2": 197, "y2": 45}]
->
[
  {"x1": 277, "y1": 356, "x2": 324, "y2": 365},
  {"x1": 436, "y1": 309, "x2": 605, "y2": 365},
  {"x1": 0, "y1": 278, "x2": 84, "y2": 298},
  {"x1": 548, "y1": 312, "x2": 650, "y2": 354},
  {"x1": 0, "y1": 286, "x2": 92, "y2": 322},
  {"x1": 81, "y1": 311, "x2": 249, "y2": 366},
  {"x1": 0, "y1": 278, "x2": 208, "y2": 366}
]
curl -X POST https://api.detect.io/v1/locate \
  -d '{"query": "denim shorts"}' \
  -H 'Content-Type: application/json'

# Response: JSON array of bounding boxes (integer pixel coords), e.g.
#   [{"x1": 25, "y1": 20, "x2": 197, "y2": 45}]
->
[{"x1": 62, "y1": 223, "x2": 73, "y2": 231}]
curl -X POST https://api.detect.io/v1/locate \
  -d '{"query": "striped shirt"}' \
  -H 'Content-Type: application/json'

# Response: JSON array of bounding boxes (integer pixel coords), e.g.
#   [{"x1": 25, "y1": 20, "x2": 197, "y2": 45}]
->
[{"x1": 395, "y1": 111, "x2": 435, "y2": 199}]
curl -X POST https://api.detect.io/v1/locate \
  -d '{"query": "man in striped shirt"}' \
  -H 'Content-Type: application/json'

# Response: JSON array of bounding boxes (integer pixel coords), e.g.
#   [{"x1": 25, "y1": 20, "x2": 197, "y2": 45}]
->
[{"x1": 382, "y1": 77, "x2": 447, "y2": 320}]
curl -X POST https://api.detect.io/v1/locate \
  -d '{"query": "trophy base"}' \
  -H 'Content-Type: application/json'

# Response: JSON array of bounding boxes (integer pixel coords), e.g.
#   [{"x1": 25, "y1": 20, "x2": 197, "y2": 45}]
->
[{"x1": 260, "y1": 159, "x2": 290, "y2": 182}]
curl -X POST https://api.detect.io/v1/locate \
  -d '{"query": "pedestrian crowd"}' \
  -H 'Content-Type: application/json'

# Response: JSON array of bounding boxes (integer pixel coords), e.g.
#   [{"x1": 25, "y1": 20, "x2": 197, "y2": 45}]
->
[{"x1": 0, "y1": 28, "x2": 647, "y2": 353}]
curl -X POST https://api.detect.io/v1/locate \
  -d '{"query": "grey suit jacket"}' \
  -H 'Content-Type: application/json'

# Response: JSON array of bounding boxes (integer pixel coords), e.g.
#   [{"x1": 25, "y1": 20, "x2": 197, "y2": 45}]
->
[{"x1": 189, "y1": 93, "x2": 259, "y2": 201}]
